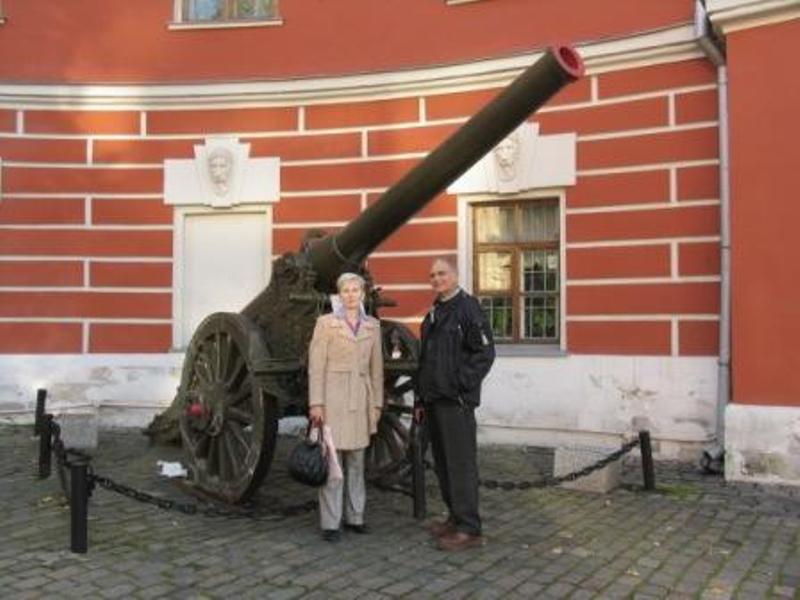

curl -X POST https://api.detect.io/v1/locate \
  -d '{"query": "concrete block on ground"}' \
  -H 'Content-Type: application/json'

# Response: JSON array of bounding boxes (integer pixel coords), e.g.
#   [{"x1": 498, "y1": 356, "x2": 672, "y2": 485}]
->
[
  {"x1": 57, "y1": 412, "x2": 99, "y2": 450},
  {"x1": 554, "y1": 444, "x2": 621, "y2": 493}
]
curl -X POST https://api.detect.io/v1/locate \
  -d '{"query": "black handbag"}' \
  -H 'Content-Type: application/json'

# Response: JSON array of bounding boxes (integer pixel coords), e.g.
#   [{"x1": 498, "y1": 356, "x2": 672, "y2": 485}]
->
[{"x1": 288, "y1": 422, "x2": 329, "y2": 487}]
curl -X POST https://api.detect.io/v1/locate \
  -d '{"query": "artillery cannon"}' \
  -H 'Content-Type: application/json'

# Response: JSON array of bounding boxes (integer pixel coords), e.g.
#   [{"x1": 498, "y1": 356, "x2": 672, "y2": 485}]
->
[{"x1": 148, "y1": 46, "x2": 584, "y2": 503}]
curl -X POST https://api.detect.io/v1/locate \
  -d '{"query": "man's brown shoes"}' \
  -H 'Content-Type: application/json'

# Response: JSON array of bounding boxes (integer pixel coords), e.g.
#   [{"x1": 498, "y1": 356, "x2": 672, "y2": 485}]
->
[
  {"x1": 429, "y1": 519, "x2": 456, "y2": 538},
  {"x1": 436, "y1": 530, "x2": 485, "y2": 551}
]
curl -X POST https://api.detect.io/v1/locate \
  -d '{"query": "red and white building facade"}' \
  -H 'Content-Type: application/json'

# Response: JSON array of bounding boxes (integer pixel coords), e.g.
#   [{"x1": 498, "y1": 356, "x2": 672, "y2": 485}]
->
[{"x1": 1, "y1": 0, "x2": 798, "y2": 485}]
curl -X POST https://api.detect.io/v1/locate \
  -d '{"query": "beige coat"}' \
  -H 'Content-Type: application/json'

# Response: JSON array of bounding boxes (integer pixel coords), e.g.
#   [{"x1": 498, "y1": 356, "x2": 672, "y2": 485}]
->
[{"x1": 308, "y1": 313, "x2": 384, "y2": 450}]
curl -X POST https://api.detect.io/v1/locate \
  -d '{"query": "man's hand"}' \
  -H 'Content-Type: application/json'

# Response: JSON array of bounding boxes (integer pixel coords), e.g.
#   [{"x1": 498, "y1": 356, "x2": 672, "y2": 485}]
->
[
  {"x1": 308, "y1": 406, "x2": 324, "y2": 423},
  {"x1": 373, "y1": 407, "x2": 382, "y2": 424},
  {"x1": 413, "y1": 405, "x2": 425, "y2": 424}
]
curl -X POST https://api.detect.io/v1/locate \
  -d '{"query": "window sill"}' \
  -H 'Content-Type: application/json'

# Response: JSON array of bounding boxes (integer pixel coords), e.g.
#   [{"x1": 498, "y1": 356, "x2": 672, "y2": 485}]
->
[
  {"x1": 168, "y1": 18, "x2": 283, "y2": 31},
  {"x1": 446, "y1": 0, "x2": 484, "y2": 5},
  {"x1": 495, "y1": 344, "x2": 567, "y2": 358}
]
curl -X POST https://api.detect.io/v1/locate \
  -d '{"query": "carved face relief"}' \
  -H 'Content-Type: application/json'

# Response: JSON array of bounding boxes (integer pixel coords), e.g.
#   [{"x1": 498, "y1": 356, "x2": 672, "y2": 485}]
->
[
  {"x1": 207, "y1": 148, "x2": 234, "y2": 196},
  {"x1": 493, "y1": 133, "x2": 521, "y2": 182}
]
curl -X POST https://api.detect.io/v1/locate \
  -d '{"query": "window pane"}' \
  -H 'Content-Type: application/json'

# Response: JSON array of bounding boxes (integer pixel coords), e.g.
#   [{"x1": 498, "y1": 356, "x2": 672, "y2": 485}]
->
[
  {"x1": 523, "y1": 295, "x2": 558, "y2": 341},
  {"x1": 478, "y1": 252, "x2": 512, "y2": 292},
  {"x1": 522, "y1": 250, "x2": 558, "y2": 292},
  {"x1": 186, "y1": 0, "x2": 223, "y2": 20},
  {"x1": 479, "y1": 296, "x2": 513, "y2": 340},
  {"x1": 184, "y1": 0, "x2": 275, "y2": 20},
  {"x1": 475, "y1": 206, "x2": 515, "y2": 243},
  {"x1": 234, "y1": 0, "x2": 274, "y2": 18},
  {"x1": 520, "y1": 202, "x2": 558, "y2": 242},
  {"x1": 545, "y1": 295, "x2": 558, "y2": 338}
]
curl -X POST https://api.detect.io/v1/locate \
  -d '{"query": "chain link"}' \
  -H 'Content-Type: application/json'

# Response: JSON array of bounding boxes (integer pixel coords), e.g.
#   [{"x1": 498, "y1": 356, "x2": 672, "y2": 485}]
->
[
  {"x1": 478, "y1": 438, "x2": 641, "y2": 491},
  {"x1": 88, "y1": 473, "x2": 318, "y2": 521}
]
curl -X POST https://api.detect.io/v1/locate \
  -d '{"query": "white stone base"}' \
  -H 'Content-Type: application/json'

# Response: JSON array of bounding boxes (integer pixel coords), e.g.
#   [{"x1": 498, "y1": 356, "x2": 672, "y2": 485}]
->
[
  {"x1": 1, "y1": 353, "x2": 720, "y2": 463},
  {"x1": 554, "y1": 445, "x2": 621, "y2": 493},
  {"x1": 0, "y1": 354, "x2": 184, "y2": 428},
  {"x1": 725, "y1": 403, "x2": 800, "y2": 486},
  {"x1": 477, "y1": 354, "x2": 718, "y2": 459}
]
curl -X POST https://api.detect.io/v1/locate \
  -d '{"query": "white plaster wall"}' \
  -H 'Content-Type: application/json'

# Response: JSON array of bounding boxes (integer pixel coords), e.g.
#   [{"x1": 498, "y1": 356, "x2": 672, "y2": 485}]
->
[
  {"x1": 477, "y1": 355, "x2": 718, "y2": 459},
  {"x1": 1, "y1": 353, "x2": 719, "y2": 460},
  {"x1": 725, "y1": 403, "x2": 800, "y2": 485},
  {"x1": 0, "y1": 354, "x2": 183, "y2": 428}
]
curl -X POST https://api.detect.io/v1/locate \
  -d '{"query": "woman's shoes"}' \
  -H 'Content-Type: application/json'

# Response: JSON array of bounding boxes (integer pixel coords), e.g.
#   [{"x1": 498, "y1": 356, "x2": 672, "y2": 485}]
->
[
  {"x1": 321, "y1": 529, "x2": 341, "y2": 542},
  {"x1": 322, "y1": 524, "x2": 370, "y2": 541},
  {"x1": 343, "y1": 522, "x2": 371, "y2": 534}
]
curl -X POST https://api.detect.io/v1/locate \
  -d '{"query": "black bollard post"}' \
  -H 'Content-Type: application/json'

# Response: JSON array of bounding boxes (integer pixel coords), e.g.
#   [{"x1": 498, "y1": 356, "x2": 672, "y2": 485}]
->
[
  {"x1": 410, "y1": 420, "x2": 427, "y2": 520},
  {"x1": 70, "y1": 457, "x2": 90, "y2": 554},
  {"x1": 34, "y1": 388, "x2": 47, "y2": 436},
  {"x1": 639, "y1": 430, "x2": 656, "y2": 491},
  {"x1": 38, "y1": 414, "x2": 53, "y2": 479}
]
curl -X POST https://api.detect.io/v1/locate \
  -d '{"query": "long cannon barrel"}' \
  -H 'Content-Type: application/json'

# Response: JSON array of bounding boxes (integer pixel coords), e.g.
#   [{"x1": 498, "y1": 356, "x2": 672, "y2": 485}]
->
[{"x1": 308, "y1": 45, "x2": 584, "y2": 290}]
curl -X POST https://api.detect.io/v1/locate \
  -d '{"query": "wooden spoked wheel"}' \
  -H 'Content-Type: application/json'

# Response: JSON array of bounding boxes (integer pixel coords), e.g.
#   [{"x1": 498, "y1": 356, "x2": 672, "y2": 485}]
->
[
  {"x1": 366, "y1": 412, "x2": 412, "y2": 484},
  {"x1": 178, "y1": 313, "x2": 278, "y2": 504},
  {"x1": 366, "y1": 320, "x2": 420, "y2": 484}
]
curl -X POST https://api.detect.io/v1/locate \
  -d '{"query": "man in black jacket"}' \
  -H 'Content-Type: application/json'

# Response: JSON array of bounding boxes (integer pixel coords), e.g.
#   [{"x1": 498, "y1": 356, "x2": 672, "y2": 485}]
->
[{"x1": 417, "y1": 257, "x2": 495, "y2": 551}]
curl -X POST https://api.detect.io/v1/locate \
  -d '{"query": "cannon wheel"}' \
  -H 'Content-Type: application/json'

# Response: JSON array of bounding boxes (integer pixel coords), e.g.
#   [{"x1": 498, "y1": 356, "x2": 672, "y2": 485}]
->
[
  {"x1": 178, "y1": 312, "x2": 279, "y2": 504},
  {"x1": 366, "y1": 320, "x2": 420, "y2": 484}
]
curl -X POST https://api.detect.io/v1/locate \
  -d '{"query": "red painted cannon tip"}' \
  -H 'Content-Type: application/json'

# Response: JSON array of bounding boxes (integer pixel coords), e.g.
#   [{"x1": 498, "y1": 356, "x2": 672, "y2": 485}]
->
[{"x1": 551, "y1": 45, "x2": 585, "y2": 80}]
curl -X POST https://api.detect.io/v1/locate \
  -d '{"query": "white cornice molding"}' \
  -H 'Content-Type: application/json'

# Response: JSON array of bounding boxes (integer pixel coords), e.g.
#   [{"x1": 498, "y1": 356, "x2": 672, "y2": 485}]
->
[
  {"x1": 706, "y1": 0, "x2": 800, "y2": 34},
  {"x1": 0, "y1": 25, "x2": 704, "y2": 108}
]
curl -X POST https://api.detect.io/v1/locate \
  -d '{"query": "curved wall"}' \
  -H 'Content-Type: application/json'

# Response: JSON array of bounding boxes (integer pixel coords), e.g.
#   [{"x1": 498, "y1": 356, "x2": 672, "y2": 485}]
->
[{"x1": 0, "y1": 0, "x2": 693, "y2": 83}]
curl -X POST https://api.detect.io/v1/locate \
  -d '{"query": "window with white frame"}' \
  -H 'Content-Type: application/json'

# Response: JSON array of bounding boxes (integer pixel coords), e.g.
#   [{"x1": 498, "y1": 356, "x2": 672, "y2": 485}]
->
[
  {"x1": 180, "y1": 0, "x2": 279, "y2": 23},
  {"x1": 472, "y1": 199, "x2": 560, "y2": 344}
]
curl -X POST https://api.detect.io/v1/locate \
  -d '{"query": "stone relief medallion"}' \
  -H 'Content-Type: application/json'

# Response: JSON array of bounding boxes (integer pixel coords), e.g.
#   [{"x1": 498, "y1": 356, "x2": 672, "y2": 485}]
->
[
  {"x1": 164, "y1": 137, "x2": 280, "y2": 208},
  {"x1": 493, "y1": 131, "x2": 522, "y2": 183},
  {"x1": 194, "y1": 138, "x2": 250, "y2": 208},
  {"x1": 490, "y1": 123, "x2": 539, "y2": 194}
]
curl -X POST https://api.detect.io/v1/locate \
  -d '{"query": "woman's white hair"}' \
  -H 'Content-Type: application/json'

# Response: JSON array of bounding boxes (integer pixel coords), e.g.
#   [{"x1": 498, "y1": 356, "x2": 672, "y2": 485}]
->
[{"x1": 336, "y1": 272, "x2": 366, "y2": 292}]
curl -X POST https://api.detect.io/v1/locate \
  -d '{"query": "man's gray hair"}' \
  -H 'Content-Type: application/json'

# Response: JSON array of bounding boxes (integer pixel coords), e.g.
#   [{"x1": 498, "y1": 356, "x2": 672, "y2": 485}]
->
[{"x1": 336, "y1": 272, "x2": 366, "y2": 292}]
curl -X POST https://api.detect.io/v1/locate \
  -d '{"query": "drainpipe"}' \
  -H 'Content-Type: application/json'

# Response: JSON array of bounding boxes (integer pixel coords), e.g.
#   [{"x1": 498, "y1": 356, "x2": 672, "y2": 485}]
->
[{"x1": 695, "y1": 0, "x2": 729, "y2": 474}]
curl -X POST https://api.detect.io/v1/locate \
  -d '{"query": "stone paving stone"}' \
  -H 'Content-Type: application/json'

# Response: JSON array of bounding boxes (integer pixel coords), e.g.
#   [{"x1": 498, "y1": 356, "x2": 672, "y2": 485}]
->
[
  {"x1": 772, "y1": 584, "x2": 797, "y2": 597},
  {"x1": 99, "y1": 583, "x2": 138, "y2": 598},
  {"x1": 136, "y1": 584, "x2": 175, "y2": 599},
  {"x1": 263, "y1": 586, "x2": 307, "y2": 600},
  {"x1": 10, "y1": 575, "x2": 52, "y2": 591}
]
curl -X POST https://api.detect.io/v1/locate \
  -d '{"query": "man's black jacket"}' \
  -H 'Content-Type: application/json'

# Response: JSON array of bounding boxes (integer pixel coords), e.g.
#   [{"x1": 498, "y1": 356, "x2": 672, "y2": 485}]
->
[{"x1": 418, "y1": 289, "x2": 496, "y2": 406}]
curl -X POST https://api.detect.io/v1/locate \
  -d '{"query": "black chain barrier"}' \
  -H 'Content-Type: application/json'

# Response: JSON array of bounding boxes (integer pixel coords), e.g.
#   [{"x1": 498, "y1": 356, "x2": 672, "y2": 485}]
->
[
  {"x1": 34, "y1": 399, "x2": 656, "y2": 553},
  {"x1": 37, "y1": 410, "x2": 318, "y2": 523},
  {"x1": 53, "y1": 443, "x2": 318, "y2": 522},
  {"x1": 91, "y1": 474, "x2": 319, "y2": 521},
  {"x1": 362, "y1": 431, "x2": 651, "y2": 495},
  {"x1": 479, "y1": 438, "x2": 641, "y2": 490}
]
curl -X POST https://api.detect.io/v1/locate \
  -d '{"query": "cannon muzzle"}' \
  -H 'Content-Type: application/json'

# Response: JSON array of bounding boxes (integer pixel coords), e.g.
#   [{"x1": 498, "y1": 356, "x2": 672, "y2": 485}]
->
[{"x1": 308, "y1": 45, "x2": 584, "y2": 290}]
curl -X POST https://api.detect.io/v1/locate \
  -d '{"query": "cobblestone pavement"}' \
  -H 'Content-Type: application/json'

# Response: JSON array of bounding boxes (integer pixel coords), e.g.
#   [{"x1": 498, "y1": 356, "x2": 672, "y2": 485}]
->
[{"x1": 1, "y1": 424, "x2": 799, "y2": 599}]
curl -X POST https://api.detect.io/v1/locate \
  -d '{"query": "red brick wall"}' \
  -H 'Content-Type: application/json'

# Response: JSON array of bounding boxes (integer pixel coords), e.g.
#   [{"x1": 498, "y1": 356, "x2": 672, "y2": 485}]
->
[
  {"x1": 727, "y1": 19, "x2": 800, "y2": 407},
  {"x1": 0, "y1": 0, "x2": 694, "y2": 83},
  {"x1": 567, "y1": 59, "x2": 719, "y2": 355},
  {"x1": 0, "y1": 56, "x2": 721, "y2": 354}
]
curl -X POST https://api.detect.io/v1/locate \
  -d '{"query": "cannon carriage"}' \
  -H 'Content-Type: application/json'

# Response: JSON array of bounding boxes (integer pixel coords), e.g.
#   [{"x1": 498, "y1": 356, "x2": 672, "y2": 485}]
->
[{"x1": 150, "y1": 46, "x2": 585, "y2": 504}]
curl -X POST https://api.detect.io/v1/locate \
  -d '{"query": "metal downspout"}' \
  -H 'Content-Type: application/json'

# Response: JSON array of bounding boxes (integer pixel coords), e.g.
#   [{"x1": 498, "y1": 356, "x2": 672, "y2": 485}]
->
[{"x1": 695, "y1": 0, "x2": 730, "y2": 472}]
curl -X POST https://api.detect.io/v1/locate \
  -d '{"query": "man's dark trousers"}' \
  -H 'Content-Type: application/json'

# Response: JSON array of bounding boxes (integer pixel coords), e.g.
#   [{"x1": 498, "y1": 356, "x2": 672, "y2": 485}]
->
[{"x1": 427, "y1": 398, "x2": 481, "y2": 536}]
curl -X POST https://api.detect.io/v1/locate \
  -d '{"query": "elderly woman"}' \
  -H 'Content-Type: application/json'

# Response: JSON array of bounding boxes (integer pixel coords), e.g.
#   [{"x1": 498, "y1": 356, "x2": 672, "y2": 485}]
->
[{"x1": 308, "y1": 272, "x2": 384, "y2": 542}]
